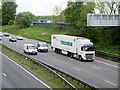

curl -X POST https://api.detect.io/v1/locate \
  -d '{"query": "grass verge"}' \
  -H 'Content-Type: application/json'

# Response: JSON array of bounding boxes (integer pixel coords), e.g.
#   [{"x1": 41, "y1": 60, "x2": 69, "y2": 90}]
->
[{"x1": 0, "y1": 45, "x2": 90, "y2": 90}]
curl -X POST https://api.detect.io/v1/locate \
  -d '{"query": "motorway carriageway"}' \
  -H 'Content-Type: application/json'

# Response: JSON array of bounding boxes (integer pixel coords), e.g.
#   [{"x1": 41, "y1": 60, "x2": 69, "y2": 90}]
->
[
  {"x1": 1, "y1": 53, "x2": 50, "y2": 89},
  {"x1": 1, "y1": 36, "x2": 119, "y2": 89}
]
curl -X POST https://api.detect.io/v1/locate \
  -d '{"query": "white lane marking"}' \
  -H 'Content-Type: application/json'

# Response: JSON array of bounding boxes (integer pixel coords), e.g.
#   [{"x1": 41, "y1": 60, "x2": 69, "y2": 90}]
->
[
  {"x1": 53, "y1": 59, "x2": 58, "y2": 62},
  {"x1": 74, "y1": 67, "x2": 80, "y2": 71},
  {"x1": 53, "y1": 53, "x2": 56, "y2": 55},
  {"x1": 69, "y1": 58, "x2": 74, "y2": 61},
  {"x1": 104, "y1": 80, "x2": 117, "y2": 87},
  {"x1": 3, "y1": 73, "x2": 7, "y2": 77},
  {"x1": 92, "y1": 66, "x2": 101, "y2": 70},
  {"x1": 95, "y1": 60, "x2": 119, "y2": 68},
  {"x1": 1, "y1": 53, "x2": 51, "y2": 88}
]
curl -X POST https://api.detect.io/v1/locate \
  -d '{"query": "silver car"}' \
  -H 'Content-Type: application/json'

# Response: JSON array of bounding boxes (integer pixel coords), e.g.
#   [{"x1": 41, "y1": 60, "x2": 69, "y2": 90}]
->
[
  {"x1": 9, "y1": 36, "x2": 17, "y2": 42},
  {"x1": 17, "y1": 36, "x2": 23, "y2": 40}
]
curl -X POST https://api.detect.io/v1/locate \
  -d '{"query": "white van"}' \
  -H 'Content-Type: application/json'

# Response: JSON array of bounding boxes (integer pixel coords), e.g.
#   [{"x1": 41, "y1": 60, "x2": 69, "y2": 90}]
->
[
  {"x1": 24, "y1": 44, "x2": 37, "y2": 55},
  {"x1": 37, "y1": 42, "x2": 48, "y2": 52}
]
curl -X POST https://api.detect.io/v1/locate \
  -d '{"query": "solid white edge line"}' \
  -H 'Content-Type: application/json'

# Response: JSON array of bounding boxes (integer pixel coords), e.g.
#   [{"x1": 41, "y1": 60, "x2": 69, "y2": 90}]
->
[
  {"x1": 1, "y1": 52, "x2": 51, "y2": 89},
  {"x1": 104, "y1": 80, "x2": 117, "y2": 87},
  {"x1": 95, "y1": 60, "x2": 119, "y2": 68}
]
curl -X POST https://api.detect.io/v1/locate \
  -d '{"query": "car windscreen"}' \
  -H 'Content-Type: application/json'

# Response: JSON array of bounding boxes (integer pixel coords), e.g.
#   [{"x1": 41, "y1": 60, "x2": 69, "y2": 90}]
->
[
  {"x1": 39, "y1": 44, "x2": 47, "y2": 47},
  {"x1": 29, "y1": 46, "x2": 36, "y2": 49},
  {"x1": 11, "y1": 37, "x2": 17, "y2": 39}
]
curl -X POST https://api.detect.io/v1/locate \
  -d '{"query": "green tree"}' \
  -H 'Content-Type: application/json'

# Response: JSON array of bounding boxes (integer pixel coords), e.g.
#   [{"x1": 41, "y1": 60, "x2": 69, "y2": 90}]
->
[
  {"x1": 59, "y1": 10, "x2": 65, "y2": 22},
  {"x1": 0, "y1": 6, "x2": 2, "y2": 26},
  {"x1": 95, "y1": 0, "x2": 119, "y2": 14},
  {"x1": 8, "y1": 20, "x2": 14, "y2": 25},
  {"x1": 2, "y1": 1, "x2": 17, "y2": 25},
  {"x1": 52, "y1": 6, "x2": 63, "y2": 29},
  {"x1": 15, "y1": 12, "x2": 34, "y2": 29},
  {"x1": 64, "y1": 2, "x2": 84, "y2": 28},
  {"x1": 77, "y1": 2, "x2": 95, "y2": 28}
]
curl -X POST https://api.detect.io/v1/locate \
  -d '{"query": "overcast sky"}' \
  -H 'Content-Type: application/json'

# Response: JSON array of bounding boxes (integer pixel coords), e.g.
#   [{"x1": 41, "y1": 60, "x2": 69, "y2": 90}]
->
[{"x1": 16, "y1": 0, "x2": 70, "y2": 16}]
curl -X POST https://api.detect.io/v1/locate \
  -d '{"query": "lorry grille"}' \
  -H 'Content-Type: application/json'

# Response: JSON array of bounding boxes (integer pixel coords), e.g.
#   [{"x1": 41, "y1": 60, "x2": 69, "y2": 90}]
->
[{"x1": 86, "y1": 54, "x2": 94, "y2": 60}]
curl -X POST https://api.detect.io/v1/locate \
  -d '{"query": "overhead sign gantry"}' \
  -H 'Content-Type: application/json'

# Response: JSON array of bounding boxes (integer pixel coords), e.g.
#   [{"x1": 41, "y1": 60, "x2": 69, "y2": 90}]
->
[{"x1": 87, "y1": 13, "x2": 120, "y2": 26}]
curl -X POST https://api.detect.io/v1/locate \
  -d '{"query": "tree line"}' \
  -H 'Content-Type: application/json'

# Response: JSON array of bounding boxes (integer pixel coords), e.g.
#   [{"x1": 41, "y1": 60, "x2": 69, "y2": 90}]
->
[{"x1": 1, "y1": 0, "x2": 34, "y2": 28}]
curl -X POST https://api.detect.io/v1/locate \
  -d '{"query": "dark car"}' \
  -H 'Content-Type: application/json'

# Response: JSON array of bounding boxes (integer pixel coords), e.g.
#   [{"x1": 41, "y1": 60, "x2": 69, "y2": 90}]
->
[
  {"x1": 9, "y1": 36, "x2": 17, "y2": 42},
  {"x1": 0, "y1": 32, "x2": 3, "y2": 40}
]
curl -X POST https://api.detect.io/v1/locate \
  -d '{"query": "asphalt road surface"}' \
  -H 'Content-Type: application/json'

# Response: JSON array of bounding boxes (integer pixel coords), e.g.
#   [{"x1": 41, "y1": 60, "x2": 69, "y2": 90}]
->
[
  {"x1": 1, "y1": 35, "x2": 119, "y2": 89},
  {"x1": 1, "y1": 53, "x2": 50, "y2": 89}
]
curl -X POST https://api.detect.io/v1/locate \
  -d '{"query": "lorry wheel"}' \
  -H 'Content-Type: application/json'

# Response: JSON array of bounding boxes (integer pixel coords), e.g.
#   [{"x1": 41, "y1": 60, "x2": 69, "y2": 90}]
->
[
  {"x1": 23, "y1": 50, "x2": 25, "y2": 53},
  {"x1": 55, "y1": 48, "x2": 57, "y2": 53},
  {"x1": 70, "y1": 53, "x2": 73, "y2": 58},
  {"x1": 59, "y1": 50, "x2": 62, "y2": 54},
  {"x1": 55, "y1": 48, "x2": 58, "y2": 53},
  {"x1": 28, "y1": 52, "x2": 30, "y2": 55},
  {"x1": 57, "y1": 49, "x2": 59, "y2": 53},
  {"x1": 67, "y1": 52, "x2": 70, "y2": 56},
  {"x1": 78, "y1": 56, "x2": 82, "y2": 61},
  {"x1": 58, "y1": 49, "x2": 61, "y2": 54}
]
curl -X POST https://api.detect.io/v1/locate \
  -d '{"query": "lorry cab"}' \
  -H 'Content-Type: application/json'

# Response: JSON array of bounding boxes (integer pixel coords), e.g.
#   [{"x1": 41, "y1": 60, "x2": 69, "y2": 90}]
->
[
  {"x1": 24, "y1": 44, "x2": 37, "y2": 55},
  {"x1": 37, "y1": 42, "x2": 48, "y2": 52},
  {"x1": 80, "y1": 44, "x2": 95, "y2": 61},
  {"x1": 77, "y1": 40, "x2": 95, "y2": 61}
]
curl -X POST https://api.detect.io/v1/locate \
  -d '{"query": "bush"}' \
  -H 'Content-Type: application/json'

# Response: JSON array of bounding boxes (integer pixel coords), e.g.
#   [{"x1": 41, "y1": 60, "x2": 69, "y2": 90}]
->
[
  {"x1": 8, "y1": 20, "x2": 14, "y2": 25},
  {"x1": 15, "y1": 12, "x2": 34, "y2": 29},
  {"x1": 67, "y1": 27, "x2": 99, "y2": 43}
]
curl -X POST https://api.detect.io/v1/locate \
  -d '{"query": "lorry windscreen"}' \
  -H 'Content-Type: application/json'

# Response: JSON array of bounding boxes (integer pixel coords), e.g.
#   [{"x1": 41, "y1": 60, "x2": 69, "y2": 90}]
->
[{"x1": 82, "y1": 45, "x2": 94, "y2": 51}]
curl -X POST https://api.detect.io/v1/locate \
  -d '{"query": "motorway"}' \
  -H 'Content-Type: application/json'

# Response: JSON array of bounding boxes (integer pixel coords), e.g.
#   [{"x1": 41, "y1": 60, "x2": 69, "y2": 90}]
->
[
  {"x1": 1, "y1": 53, "x2": 50, "y2": 89},
  {"x1": 1, "y1": 35, "x2": 119, "y2": 89}
]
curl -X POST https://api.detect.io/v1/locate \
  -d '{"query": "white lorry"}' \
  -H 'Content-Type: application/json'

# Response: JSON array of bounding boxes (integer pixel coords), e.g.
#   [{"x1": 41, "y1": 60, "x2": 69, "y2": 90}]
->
[
  {"x1": 37, "y1": 42, "x2": 48, "y2": 52},
  {"x1": 51, "y1": 35, "x2": 95, "y2": 61},
  {"x1": 24, "y1": 44, "x2": 38, "y2": 55}
]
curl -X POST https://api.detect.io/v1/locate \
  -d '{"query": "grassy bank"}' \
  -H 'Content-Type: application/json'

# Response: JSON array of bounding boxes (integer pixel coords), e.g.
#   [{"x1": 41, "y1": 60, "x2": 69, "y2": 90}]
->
[
  {"x1": 0, "y1": 45, "x2": 89, "y2": 90},
  {"x1": 95, "y1": 41, "x2": 120, "y2": 55},
  {"x1": 2, "y1": 25, "x2": 120, "y2": 55},
  {"x1": 2, "y1": 25, "x2": 68, "y2": 41}
]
